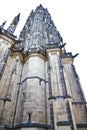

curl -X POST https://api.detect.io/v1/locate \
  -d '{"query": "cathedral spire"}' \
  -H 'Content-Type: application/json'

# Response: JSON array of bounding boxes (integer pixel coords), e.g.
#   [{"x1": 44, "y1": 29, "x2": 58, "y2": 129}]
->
[
  {"x1": 35, "y1": 4, "x2": 45, "y2": 12},
  {"x1": 7, "y1": 13, "x2": 20, "y2": 34}
]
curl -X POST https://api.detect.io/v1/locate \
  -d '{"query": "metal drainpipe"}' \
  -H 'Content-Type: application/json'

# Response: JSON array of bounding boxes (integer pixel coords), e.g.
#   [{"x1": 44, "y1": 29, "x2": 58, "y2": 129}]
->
[{"x1": 12, "y1": 63, "x2": 24, "y2": 130}]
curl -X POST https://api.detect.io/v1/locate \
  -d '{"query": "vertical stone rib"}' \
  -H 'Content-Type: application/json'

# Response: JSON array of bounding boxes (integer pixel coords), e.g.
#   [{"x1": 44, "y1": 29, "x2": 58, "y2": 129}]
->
[
  {"x1": 11, "y1": 63, "x2": 24, "y2": 129},
  {"x1": 71, "y1": 64, "x2": 86, "y2": 102},
  {"x1": 66, "y1": 99, "x2": 77, "y2": 130},
  {"x1": 57, "y1": 56, "x2": 67, "y2": 96},
  {"x1": 48, "y1": 57, "x2": 55, "y2": 130},
  {"x1": 0, "y1": 48, "x2": 9, "y2": 80}
]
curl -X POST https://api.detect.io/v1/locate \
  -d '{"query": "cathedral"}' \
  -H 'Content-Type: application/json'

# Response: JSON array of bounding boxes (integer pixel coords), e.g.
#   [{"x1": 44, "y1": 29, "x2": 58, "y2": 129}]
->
[{"x1": 0, "y1": 4, "x2": 87, "y2": 130}]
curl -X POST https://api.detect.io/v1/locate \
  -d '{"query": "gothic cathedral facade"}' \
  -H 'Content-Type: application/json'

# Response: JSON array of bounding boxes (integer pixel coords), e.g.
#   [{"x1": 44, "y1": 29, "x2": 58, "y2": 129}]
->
[{"x1": 0, "y1": 4, "x2": 87, "y2": 130}]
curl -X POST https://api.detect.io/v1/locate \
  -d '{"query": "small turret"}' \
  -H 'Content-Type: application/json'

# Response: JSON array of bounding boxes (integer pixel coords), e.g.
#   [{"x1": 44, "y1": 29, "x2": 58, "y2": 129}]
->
[{"x1": 7, "y1": 13, "x2": 20, "y2": 34}]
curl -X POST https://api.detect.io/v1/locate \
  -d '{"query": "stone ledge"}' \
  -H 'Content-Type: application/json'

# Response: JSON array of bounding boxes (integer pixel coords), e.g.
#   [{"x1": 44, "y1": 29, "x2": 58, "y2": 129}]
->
[
  {"x1": 20, "y1": 76, "x2": 47, "y2": 84},
  {"x1": 56, "y1": 121, "x2": 70, "y2": 126},
  {"x1": 5, "y1": 123, "x2": 51, "y2": 129},
  {"x1": 72, "y1": 101, "x2": 87, "y2": 105},
  {"x1": 77, "y1": 123, "x2": 87, "y2": 128},
  {"x1": 56, "y1": 122, "x2": 87, "y2": 128}
]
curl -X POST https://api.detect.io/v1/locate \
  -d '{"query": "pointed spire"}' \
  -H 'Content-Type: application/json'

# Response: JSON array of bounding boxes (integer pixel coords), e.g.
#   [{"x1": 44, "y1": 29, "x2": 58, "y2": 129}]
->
[
  {"x1": 35, "y1": 4, "x2": 44, "y2": 11},
  {"x1": 7, "y1": 13, "x2": 20, "y2": 34},
  {"x1": 0, "y1": 21, "x2": 6, "y2": 29},
  {"x1": 39, "y1": 4, "x2": 44, "y2": 9},
  {"x1": 35, "y1": 4, "x2": 46, "y2": 14},
  {"x1": 30, "y1": 10, "x2": 34, "y2": 16}
]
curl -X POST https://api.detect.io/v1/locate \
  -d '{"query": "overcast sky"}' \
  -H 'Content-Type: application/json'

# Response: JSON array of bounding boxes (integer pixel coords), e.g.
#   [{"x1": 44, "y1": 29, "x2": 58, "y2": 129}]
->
[{"x1": 0, "y1": 0, "x2": 87, "y2": 99}]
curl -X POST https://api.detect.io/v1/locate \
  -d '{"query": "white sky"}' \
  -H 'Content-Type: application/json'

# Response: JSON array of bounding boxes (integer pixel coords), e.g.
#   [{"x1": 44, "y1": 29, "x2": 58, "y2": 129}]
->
[{"x1": 0, "y1": 0, "x2": 87, "y2": 100}]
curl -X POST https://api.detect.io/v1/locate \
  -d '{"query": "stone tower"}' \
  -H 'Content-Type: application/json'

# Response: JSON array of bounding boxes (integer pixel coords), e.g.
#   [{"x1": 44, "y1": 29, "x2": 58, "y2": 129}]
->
[{"x1": 0, "y1": 4, "x2": 87, "y2": 130}]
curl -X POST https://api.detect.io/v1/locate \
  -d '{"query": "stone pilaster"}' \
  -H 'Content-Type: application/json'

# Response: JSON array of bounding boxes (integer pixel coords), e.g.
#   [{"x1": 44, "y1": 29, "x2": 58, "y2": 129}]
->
[
  {"x1": 62, "y1": 57, "x2": 87, "y2": 127},
  {"x1": 46, "y1": 48, "x2": 76, "y2": 130},
  {"x1": 14, "y1": 53, "x2": 48, "y2": 130}
]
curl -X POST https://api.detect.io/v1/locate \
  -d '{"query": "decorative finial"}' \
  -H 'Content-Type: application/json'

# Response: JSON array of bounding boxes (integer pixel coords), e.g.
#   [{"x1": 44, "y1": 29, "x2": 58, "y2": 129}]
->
[
  {"x1": 0, "y1": 21, "x2": 6, "y2": 29},
  {"x1": 35, "y1": 4, "x2": 45, "y2": 12}
]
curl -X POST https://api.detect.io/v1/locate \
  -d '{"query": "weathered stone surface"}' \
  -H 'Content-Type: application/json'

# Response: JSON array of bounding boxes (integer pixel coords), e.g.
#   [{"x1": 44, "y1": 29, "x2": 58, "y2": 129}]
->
[{"x1": 0, "y1": 4, "x2": 87, "y2": 130}]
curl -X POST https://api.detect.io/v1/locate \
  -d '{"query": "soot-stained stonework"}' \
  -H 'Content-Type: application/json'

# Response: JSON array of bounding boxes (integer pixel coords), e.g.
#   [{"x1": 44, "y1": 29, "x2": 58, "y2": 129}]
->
[{"x1": 0, "y1": 4, "x2": 87, "y2": 130}]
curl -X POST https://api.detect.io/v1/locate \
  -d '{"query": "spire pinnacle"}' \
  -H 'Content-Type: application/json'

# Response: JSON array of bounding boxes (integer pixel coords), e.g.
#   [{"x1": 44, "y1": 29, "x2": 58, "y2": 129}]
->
[
  {"x1": 0, "y1": 21, "x2": 6, "y2": 29},
  {"x1": 35, "y1": 4, "x2": 45, "y2": 12},
  {"x1": 7, "y1": 13, "x2": 20, "y2": 34}
]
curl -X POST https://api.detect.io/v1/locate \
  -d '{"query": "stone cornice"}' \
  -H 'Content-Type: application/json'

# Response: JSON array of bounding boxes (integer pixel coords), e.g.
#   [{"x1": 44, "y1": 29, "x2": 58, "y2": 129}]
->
[
  {"x1": 24, "y1": 53, "x2": 47, "y2": 62},
  {"x1": 0, "y1": 34, "x2": 15, "y2": 46},
  {"x1": 10, "y1": 51, "x2": 23, "y2": 62},
  {"x1": 61, "y1": 52, "x2": 74, "y2": 64},
  {"x1": 46, "y1": 47, "x2": 62, "y2": 56},
  {"x1": 61, "y1": 57, "x2": 73, "y2": 64},
  {"x1": 10, "y1": 50, "x2": 47, "y2": 63},
  {"x1": 0, "y1": 28, "x2": 21, "y2": 49},
  {"x1": 0, "y1": 28, "x2": 16, "y2": 41}
]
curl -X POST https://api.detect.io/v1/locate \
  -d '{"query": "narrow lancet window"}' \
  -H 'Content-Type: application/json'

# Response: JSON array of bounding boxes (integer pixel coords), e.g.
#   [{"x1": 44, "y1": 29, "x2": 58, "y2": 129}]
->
[{"x1": 27, "y1": 113, "x2": 32, "y2": 122}]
